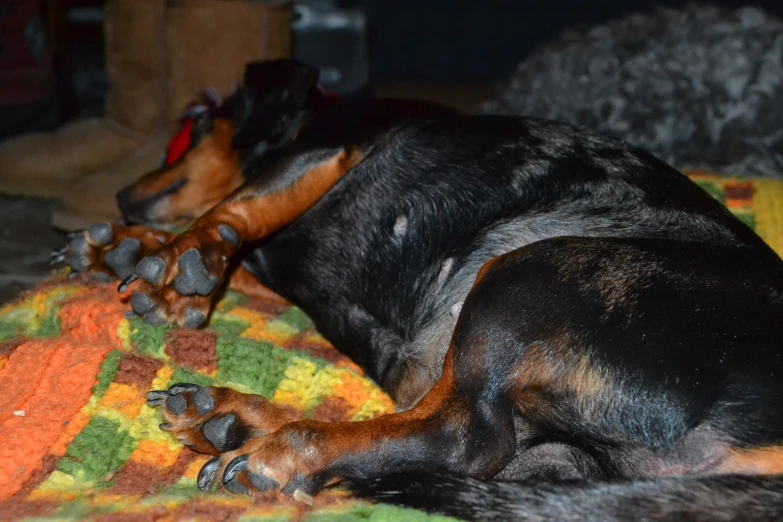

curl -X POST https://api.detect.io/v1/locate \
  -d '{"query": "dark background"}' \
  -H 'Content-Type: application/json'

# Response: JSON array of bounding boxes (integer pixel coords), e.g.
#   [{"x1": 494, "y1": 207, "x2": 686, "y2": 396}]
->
[
  {"x1": 350, "y1": 0, "x2": 783, "y2": 82},
  {"x1": 3, "y1": 0, "x2": 783, "y2": 139}
]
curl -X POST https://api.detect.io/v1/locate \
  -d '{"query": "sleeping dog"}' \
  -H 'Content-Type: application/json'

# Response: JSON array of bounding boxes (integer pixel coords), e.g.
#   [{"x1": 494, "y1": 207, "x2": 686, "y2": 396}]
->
[{"x1": 59, "y1": 59, "x2": 783, "y2": 520}]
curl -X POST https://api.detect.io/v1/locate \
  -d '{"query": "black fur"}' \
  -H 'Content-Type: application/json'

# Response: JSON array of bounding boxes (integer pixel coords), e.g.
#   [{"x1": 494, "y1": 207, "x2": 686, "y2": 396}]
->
[
  {"x1": 118, "y1": 61, "x2": 783, "y2": 519},
  {"x1": 347, "y1": 471, "x2": 783, "y2": 521},
  {"x1": 241, "y1": 115, "x2": 780, "y2": 395},
  {"x1": 236, "y1": 113, "x2": 783, "y2": 517}
]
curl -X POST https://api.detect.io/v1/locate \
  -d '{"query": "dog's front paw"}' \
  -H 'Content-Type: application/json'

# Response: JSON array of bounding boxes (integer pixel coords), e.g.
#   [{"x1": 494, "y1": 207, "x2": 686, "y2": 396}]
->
[
  {"x1": 123, "y1": 228, "x2": 236, "y2": 327},
  {"x1": 52, "y1": 223, "x2": 172, "y2": 281}
]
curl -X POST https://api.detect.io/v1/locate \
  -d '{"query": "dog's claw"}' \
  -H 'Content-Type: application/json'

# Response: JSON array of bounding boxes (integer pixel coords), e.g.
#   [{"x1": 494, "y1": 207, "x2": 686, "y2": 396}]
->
[
  {"x1": 117, "y1": 274, "x2": 137, "y2": 293},
  {"x1": 51, "y1": 246, "x2": 68, "y2": 258},
  {"x1": 198, "y1": 457, "x2": 221, "y2": 491},
  {"x1": 50, "y1": 254, "x2": 66, "y2": 266},
  {"x1": 168, "y1": 383, "x2": 199, "y2": 395},
  {"x1": 223, "y1": 455, "x2": 248, "y2": 484},
  {"x1": 146, "y1": 390, "x2": 168, "y2": 401},
  {"x1": 145, "y1": 390, "x2": 167, "y2": 407}
]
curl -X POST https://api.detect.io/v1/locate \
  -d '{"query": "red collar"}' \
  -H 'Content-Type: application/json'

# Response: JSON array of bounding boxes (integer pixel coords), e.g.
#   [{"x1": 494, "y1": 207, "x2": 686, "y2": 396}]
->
[{"x1": 164, "y1": 118, "x2": 194, "y2": 166}]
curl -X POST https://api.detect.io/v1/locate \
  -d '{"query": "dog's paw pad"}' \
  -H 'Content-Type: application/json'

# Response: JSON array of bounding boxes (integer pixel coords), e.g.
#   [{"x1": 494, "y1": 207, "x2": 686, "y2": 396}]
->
[
  {"x1": 105, "y1": 238, "x2": 141, "y2": 279},
  {"x1": 165, "y1": 393, "x2": 187, "y2": 416},
  {"x1": 218, "y1": 224, "x2": 239, "y2": 245},
  {"x1": 249, "y1": 471, "x2": 280, "y2": 492},
  {"x1": 193, "y1": 387, "x2": 215, "y2": 415},
  {"x1": 224, "y1": 477, "x2": 249, "y2": 494},
  {"x1": 184, "y1": 306, "x2": 207, "y2": 328},
  {"x1": 87, "y1": 223, "x2": 113, "y2": 246},
  {"x1": 130, "y1": 291, "x2": 155, "y2": 315},
  {"x1": 143, "y1": 310, "x2": 166, "y2": 326},
  {"x1": 66, "y1": 235, "x2": 90, "y2": 272},
  {"x1": 281, "y1": 474, "x2": 313, "y2": 495},
  {"x1": 173, "y1": 249, "x2": 218, "y2": 296},
  {"x1": 91, "y1": 272, "x2": 112, "y2": 283},
  {"x1": 203, "y1": 414, "x2": 242, "y2": 452},
  {"x1": 68, "y1": 235, "x2": 90, "y2": 256},
  {"x1": 136, "y1": 256, "x2": 166, "y2": 285}
]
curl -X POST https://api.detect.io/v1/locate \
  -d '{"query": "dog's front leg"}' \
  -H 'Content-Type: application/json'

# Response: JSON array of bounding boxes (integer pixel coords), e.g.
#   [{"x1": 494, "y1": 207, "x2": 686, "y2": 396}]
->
[{"x1": 121, "y1": 145, "x2": 365, "y2": 327}]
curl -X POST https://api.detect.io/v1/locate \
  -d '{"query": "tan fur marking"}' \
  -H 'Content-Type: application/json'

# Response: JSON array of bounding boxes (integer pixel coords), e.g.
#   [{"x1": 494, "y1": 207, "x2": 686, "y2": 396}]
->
[
  {"x1": 510, "y1": 340, "x2": 611, "y2": 417},
  {"x1": 719, "y1": 446, "x2": 783, "y2": 475},
  {"x1": 201, "y1": 147, "x2": 365, "y2": 243},
  {"x1": 127, "y1": 118, "x2": 243, "y2": 224}
]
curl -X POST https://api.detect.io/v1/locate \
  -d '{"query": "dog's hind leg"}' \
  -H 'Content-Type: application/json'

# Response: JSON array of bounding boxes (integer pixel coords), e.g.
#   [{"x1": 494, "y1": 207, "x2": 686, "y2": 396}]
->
[
  {"x1": 120, "y1": 145, "x2": 365, "y2": 327},
  {"x1": 146, "y1": 255, "x2": 531, "y2": 496},
  {"x1": 149, "y1": 345, "x2": 519, "y2": 496}
]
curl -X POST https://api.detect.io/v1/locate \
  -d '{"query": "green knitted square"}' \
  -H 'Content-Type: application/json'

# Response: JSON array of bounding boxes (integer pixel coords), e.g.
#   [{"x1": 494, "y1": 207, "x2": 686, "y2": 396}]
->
[
  {"x1": 56, "y1": 416, "x2": 136, "y2": 485},
  {"x1": 170, "y1": 367, "x2": 214, "y2": 388},
  {"x1": 128, "y1": 319, "x2": 169, "y2": 357},
  {"x1": 208, "y1": 317, "x2": 250, "y2": 338},
  {"x1": 92, "y1": 350, "x2": 123, "y2": 399},
  {"x1": 278, "y1": 307, "x2": 314, "y2": 331},
  {"x1": 216, "y1": 338, "x2": 294, "y2": 398}
]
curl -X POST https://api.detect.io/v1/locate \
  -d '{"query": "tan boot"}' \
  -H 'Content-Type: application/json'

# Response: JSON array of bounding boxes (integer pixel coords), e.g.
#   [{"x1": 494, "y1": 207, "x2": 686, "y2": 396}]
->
[
  {"x1": 51, "y1": 0, "x2": 293, "y2": 231},
  {"x1": 0, "y1": 0, "x2": 168, "y2": 199}
]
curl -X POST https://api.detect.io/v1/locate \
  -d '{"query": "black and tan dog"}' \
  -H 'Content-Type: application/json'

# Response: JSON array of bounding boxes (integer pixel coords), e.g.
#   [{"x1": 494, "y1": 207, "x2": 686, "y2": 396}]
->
[{"x1": 58, "y1": 59, "x2": 783, "y2": 520}]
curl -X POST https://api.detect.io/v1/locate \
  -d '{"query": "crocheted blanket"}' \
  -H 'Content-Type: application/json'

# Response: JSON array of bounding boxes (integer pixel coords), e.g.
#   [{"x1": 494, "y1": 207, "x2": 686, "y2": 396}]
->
[{"x1": 1, "y1": 172, "x2": 781, "y2": 521}]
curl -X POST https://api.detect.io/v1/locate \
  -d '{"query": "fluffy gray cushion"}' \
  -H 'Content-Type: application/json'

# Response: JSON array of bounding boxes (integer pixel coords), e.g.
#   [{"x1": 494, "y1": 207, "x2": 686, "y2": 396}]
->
[{"x1": 482, "y1": 4, "x2": 783, "y2": 179}]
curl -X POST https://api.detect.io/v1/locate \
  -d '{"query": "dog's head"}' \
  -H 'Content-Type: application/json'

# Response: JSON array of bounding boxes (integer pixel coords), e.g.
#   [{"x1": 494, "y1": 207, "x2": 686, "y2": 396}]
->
[{"x1": 115, "y1": 59, "x2": 322, "y2": 230}]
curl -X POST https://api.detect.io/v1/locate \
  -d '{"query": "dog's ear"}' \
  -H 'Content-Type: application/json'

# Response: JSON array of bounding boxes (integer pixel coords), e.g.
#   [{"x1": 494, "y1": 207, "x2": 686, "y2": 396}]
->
[{"x1": 231, "y1": 59, "x2": 321, "y2": 150}]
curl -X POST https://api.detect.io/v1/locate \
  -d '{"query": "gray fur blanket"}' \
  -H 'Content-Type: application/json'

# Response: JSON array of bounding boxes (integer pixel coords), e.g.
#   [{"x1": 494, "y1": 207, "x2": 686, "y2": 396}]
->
[{"x1": 481, "y1": 4, "x2": 783, "y2": 179}]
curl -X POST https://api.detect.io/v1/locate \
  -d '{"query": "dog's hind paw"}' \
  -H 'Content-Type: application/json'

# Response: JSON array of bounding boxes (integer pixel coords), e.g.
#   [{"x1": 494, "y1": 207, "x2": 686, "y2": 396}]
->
[
  {"x1": 146, "y1": 384, "x2": 302, "y2": 456},
  {"x1": 194, "y1": 421, "x2": 335, "y2": 497}
]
